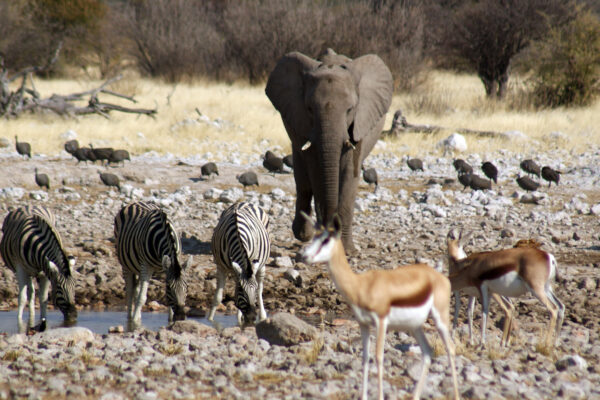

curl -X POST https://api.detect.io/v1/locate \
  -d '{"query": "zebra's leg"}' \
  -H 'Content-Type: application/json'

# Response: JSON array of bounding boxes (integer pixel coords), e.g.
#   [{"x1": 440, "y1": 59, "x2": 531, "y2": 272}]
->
[
  {"x1": 37, "y1": 275, "x2": 50, "y2": 322},
  {"x1": 27, "y1": 277, "x2": 35, "y2": 329},
  {"x1": 123, "y1": 270, "x2": 136, "y2": 321},
  {"x1": 132, "y1": 268, "x2": 151, "y2": 324},
  {"x1": 16, "y1": 267, "x2": 30, "y2": 333},
  {"x1": 257, "y1": 271, "x2": 267, "y2": 322},
  {"x1": 208, "y1": 267, "x2": 226, "y2": 321}
]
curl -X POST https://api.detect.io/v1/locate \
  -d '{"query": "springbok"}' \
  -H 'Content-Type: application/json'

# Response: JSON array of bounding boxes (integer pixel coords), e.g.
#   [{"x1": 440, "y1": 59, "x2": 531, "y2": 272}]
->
[
  {"x1": 447, "y1": 229, "x2": 515, "y2": 346},
  {"x1": 447, "y1": 229, "x2": 565, "y2": 348},
  {"x1": 301, "y1": 214, "x2": 459, "y2": 400}
]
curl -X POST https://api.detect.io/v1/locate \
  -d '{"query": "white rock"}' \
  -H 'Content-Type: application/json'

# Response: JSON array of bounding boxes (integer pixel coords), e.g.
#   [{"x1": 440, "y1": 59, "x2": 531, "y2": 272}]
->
[
  {"x1": 0, "y1": 187, "x2": 25, "y2": 200},
  {"x1": 60, "y1": 130, "x2": 78, "y2": 140},
  {"x1": 29, "y1": 190, "x2": 49, "y2": 201},
  {"x1": 590, "y1": 203, "x2": 600, "y2": 215},
  {"x1": 502, "y1": 130, "x2": 528, "y2": 140},
  {"x1": 270, "y1": 188, "x2": 286, "y2": 200},
  {"x1": 436, "y1": 133, "x2": 467, "y2": 153},
  {"x1": 36, "y1": 327, "x2": 94, "y2": 344},
  {"x1": 136, "y1": 132, "x2": 146, "y2": 140},
  {"x1": 275, "y1": 256, "x2": 294, "y2": 268},
  {"x1": 203, "y1": 188, "x2": 223, "y2": 200},
  {"x1": 219, "y1": 187, "x2": 244, "y2": 203}
]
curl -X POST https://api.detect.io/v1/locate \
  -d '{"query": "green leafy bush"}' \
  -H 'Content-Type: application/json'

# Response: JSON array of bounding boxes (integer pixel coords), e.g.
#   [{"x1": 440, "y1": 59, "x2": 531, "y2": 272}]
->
[{"x1": 531, "y1": 9, "x2": 600, "y2": 107}]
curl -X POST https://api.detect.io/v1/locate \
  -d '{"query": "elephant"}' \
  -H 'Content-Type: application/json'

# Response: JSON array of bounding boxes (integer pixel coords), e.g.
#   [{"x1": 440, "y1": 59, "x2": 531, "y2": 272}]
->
[{"x1": 266, "y1": 49, "x2": 393, "y2": 252}]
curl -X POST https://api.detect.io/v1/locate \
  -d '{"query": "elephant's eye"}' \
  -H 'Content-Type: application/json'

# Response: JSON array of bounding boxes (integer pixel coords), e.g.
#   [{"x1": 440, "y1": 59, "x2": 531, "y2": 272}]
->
[{"x1": 346, "y1": 107, "x2": 353, "y2": 115}]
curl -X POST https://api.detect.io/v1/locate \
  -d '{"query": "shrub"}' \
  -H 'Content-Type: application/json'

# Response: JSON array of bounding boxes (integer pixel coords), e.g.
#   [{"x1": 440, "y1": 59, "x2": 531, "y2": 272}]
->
[{"x1": 530, "y1": 9, "x2": 600, "y2": 107}]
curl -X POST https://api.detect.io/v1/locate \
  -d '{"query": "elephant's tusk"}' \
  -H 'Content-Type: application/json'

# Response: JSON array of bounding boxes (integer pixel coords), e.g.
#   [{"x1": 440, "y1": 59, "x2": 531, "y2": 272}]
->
[
  {"x1": 301, "y1": 141, "x2": 312, "y2": 151},
  {"x1": 344, "y1": 139, "x2": 356, "y2": 150}
]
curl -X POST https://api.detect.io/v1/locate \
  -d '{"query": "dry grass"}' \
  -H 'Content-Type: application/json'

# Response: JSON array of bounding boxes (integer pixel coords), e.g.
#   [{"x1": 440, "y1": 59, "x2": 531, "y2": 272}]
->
[
  {"x1": 3, "y1": 71, "x2": 599, "y2": 159},
  {"x1": 302, "y1": 337, "x2": 324, "y2": 365}
]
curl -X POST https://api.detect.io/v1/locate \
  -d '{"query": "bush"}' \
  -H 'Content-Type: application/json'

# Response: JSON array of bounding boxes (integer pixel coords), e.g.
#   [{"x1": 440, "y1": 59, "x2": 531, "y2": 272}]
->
[{"x1": 530, "y1": 9, "x2": 600, "y2": 107}]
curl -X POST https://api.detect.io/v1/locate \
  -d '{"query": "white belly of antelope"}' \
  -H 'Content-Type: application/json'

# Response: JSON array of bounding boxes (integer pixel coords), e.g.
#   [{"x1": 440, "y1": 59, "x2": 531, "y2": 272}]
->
[
  {"x1": 485, "y1": 271, "x2": 528, "y2": 298},
  {"x1": 387, "y1": 295, "x2": 433, "y2": 330}
]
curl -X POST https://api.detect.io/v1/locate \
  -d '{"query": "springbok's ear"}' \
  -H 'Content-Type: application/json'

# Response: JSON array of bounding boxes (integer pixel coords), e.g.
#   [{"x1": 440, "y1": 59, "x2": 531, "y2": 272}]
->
[
  {"x1": 459, "y1": 230, "x2": 474, "y2": 246},
  {"x1": 162, "y1": 255, "x2": 172, "y2": 272},
  {"x1": 231, "y1": 261, "x2": 242, "y2": 275}
]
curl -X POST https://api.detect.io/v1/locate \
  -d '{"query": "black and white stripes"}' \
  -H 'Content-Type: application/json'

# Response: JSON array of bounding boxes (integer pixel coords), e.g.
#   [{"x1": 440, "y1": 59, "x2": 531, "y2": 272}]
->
[
  {"x1": 0, "y1": 206, "x2": 77, "y2": 332},
  {"x1": 209, "y1": 202, "x2": 270, "y2": 326},
  {"x1": 114, "y1": 201, "x2": 190, "y2": 326}
]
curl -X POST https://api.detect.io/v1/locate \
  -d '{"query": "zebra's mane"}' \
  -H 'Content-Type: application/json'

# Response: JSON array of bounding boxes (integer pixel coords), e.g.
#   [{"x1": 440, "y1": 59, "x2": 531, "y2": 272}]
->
[
  {"x1": 154, "y1": 209, "x2": 182, "y2": 274},
  {"x1": 30, "y1": 214, "x2": 71, "y2": 277}
]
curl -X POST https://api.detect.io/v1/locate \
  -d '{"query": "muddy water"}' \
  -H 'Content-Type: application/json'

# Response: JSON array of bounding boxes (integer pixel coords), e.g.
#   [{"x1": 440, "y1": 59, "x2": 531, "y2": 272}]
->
[{"x1": 0, "y1": 310, "x2": 238, "y2": 334}]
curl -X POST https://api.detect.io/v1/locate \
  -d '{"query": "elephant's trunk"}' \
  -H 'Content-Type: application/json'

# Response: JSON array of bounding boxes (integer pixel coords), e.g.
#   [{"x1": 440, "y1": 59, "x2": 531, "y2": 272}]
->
[{"x1": 316, "y1": 126, "x2": 342, "y2": 227}]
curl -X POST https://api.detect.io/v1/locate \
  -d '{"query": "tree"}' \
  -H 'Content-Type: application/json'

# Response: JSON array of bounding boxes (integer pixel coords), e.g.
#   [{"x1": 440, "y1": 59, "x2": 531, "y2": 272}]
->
[{"x1": 440, "y1": 0, "x2": 570, "y2": 98}]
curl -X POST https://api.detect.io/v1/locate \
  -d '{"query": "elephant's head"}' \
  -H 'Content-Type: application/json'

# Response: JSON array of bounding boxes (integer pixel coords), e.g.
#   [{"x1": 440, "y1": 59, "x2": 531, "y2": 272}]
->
[{"x1": 266, "y1": 49, "x2": 392, "y2": 248}]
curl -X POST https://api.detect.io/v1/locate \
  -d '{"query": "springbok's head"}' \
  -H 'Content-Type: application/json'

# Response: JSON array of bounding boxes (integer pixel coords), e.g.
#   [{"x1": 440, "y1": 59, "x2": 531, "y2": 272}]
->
[{"x1": 300, "y1": 212, "x2": 342, "y2": 264}]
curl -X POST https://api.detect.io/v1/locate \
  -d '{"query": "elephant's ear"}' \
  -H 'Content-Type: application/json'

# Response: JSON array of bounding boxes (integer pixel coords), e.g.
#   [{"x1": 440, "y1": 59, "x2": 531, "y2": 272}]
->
[
  {"x1": 265, "y1": 52, "x2": 320, "y2": 149},
  {"x1": 350, "y1": 55, "x2": 393, "y2": 142}
]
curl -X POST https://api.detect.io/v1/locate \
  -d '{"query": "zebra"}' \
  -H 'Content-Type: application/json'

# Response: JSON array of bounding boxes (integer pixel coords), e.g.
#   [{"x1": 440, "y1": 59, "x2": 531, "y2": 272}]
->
[
  {"x1": 0, "y1": 206, "x2": 77, "y2": 333},
  {"x1": 114, "y1": 201, "x2": 191, "y2": 327},
  {"x1": 208, "y1": 202, "x2": 271, "y2": 326}
]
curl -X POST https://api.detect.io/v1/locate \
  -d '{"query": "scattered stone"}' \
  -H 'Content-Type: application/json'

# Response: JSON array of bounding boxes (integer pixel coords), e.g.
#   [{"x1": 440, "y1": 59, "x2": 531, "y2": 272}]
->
[
  {"x1": 275, "y1": 256, "x2": 294, "y2": 269},
  {"x1": 168, "y1": 320, "x2": 214, "y2": 336},
  {"x1": 255, "y1": 312, "x2": 320, "y2": 346},
  {"x1": 556, "y1": 355, "x2": 588, "y2": 371},
  {"x1": 219, "y1": 187, "x2": 244, "y2": 203}
]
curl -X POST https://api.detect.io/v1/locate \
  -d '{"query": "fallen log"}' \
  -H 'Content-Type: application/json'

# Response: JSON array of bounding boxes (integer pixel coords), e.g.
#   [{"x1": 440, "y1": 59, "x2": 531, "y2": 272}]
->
[
  {"x1": 0, "y1": 44, "x2": 157, "y2": 119},
  {"x1": 383, "y1": 109, "x2": 507, "y2": 139}
]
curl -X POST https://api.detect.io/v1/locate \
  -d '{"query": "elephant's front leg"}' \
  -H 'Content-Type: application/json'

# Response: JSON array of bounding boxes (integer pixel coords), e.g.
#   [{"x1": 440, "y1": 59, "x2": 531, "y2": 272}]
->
[
  {"x1": 338, "y1": 150, "x2": 360, "y2": 253},
  {"x1": 291, "y1": 150, "x2": 314, "y2": 242}
]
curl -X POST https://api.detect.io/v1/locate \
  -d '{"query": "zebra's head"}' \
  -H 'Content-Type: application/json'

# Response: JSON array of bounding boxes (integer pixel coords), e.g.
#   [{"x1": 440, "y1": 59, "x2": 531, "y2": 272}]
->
[
  {"x1": 47, "y1": 257, "x2": 78, "y2": 324},
  {"x1": 163, "y1": 255, "x2": 190, "y2": 321},
  {"x1": 232, "y1": 260, "x2": 260, "y2": 326}
]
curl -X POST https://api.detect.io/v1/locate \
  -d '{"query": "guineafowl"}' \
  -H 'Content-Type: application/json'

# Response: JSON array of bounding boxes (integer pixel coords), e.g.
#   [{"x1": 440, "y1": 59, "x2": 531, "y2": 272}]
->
[
  {"x1": 201, "y1": 162, "x2": 219, "y2": 179},
  {"x1": 99, "y1": 171, "x2": 120, "y2": 191},
  {"x1": 541, "y1": 166, "x2": 560, "y2": 187},
  {"x1": 108, "y1": 149, "x2": 131, "y2": 166},
  {"x1": 263, "y1": 151, "x2": 285, "y2": 173},
  {"x1": 453, "y1": 159, "x2": 472, "y2": 175},
  {"x1": 516, "y1": 174, "x2": 540, "y2": 192},
  {"x1": 34, "y1": 168, "x2": 50, "y2": 190},
  {"x1": 362, "y1": 167, "x2": 378, "y2": 192},
  {"x1": 237, "y1": 171, "x2": 259, "y2": 187},
  {"x1": 520, "y1": 159, "x2": 541, "y2": 178},
  {"x1": 407, "y1": 158, "x2": 424, "y2": 172},
  {"x1": 64, "y1": 139, "x2": 79, "y2": 155},
  {"x1": 469, "y1": 174, "x2": 492, "y2": 191},
  {"x1": 481, "y1": 161, "x2": 498, "y2": 184},
  {"x1": 15, "y1": 136, "x2": 31, "y2": 159},
  {"x1": 90, "y1": 144, "x2": 114, "y2": 165},
  {"x1": 282, "y1": 154, "x2": 293, "y2": 170},
  {"x1": 458, "y1": 173, "x2": 472, "y2": 190}
]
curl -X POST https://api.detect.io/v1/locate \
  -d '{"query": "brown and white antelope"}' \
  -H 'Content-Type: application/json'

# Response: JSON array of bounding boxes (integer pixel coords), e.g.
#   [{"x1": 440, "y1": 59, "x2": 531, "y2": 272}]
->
[
  {"x1": 447, "y1": 229, "x2": 515, "y2": 346},
  {"x1": 301, "y1": 214, "x2": 459, "y2": 400},
  {"x1": 447, "y1": 229, "x2": 565, "y2": 348}
]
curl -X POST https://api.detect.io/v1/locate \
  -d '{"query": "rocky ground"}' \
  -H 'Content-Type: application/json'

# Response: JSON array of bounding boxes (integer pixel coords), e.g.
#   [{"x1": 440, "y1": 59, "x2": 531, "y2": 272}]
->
[{"x1": 0, "y1": 141, "x2": 599, "y2": 399}]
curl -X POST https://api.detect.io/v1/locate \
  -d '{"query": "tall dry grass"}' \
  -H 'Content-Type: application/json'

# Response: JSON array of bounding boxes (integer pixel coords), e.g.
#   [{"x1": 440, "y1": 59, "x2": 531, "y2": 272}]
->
[{"x1": 2, "y1": 71, "x2": 599, "y2": 159}]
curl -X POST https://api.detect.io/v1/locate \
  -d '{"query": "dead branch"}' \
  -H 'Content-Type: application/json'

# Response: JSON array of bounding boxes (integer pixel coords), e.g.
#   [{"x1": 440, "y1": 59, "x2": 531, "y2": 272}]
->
[{"x1": 0, "y1": 45, "x2": 157, "y2": 119}]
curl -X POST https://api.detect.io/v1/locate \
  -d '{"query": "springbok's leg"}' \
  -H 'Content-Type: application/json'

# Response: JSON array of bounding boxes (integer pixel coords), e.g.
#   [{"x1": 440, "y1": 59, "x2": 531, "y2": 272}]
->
[
  {"x1": 480, "y1": 286, "x2": 491, "y2": 347},
  {"x1": 494, "y1": 294, "x2": 515, "y2": 347},
  {"x1": 375, "y1": 317, "x2": 388, "y2": 400},
  {"x1": 529, "y1": 282, "x2": 559, "y2": 348},
  {"x1": 467, "y1": 295, "x2": 476, "y2": 345},
  {"x1": 360, "y1": 323, "x2": 371, "y2": 400},
  {"x1": 412, "y1": 327, "x2": 432, "y2": 400},
  {"x1": 431, "y1": 308, "x2": 460, "y2": 400},
  {"x1": 547, "y1": 287, "x2": 565, "y2": 345}
]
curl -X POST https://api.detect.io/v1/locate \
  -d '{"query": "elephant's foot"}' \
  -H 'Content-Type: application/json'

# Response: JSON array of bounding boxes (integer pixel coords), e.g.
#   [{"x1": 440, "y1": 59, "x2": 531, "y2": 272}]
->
[
  {"x1": 342, "y1": 236, "x2": 356, "y2": 255},
  {"x1": 293, "y1": 215, "x2": 314, "y2": 242}
]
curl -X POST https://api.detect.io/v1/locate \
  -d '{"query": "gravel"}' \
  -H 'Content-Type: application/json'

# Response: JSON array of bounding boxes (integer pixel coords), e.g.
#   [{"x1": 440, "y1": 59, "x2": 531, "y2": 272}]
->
[{"x1": 0, "y1": 143, "x2": 599, "y2": 398}]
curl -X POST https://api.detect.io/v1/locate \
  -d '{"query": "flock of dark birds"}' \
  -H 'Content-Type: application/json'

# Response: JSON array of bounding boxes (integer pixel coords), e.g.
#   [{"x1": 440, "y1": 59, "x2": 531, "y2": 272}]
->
[
  {"x1": 14, "y1": 135, "x2": 562, "y2": 196},
  {"x1": 14, "y1": 136, "x2": 129, "y2": 192}
]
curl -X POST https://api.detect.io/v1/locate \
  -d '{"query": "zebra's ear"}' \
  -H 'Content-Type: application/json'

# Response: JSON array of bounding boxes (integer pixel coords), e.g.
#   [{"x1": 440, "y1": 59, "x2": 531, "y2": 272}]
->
[
  {"x1": 183, "y1": 256, "x2": 193, "y2": 270},
  {"x1": 231, "y1": 261, "x2": 242, "y2": 275},
  {"x1": 47, "y1": 261, "x2": 60, "y2": 279},
  {"x1": 251, "y1": 261, "x2": 260, "y2": 275},
  {"x1": 162, "y1": 255, "x2": 172, "y2": 272}
]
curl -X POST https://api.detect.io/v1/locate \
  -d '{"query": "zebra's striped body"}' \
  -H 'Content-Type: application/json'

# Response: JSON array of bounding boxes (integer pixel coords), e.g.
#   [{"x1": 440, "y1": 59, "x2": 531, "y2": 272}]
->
[
  {"x1": 0, "y1": 206, "x2": 77, "y2": 332},
  {"x1": 114, "y1": 201, "x2": 189, "y2": 326},
  {"x1": 209, "y1": 202, "x2": 270, "y2": 326}
]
